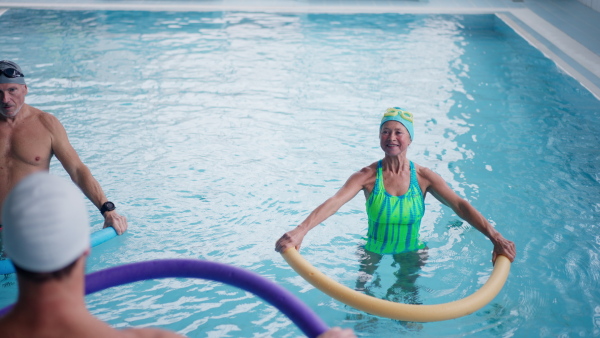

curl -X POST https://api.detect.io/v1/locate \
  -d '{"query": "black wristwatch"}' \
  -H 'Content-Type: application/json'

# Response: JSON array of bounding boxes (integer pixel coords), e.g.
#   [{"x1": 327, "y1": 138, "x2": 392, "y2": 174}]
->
[{"x1": 100, "y1": 201, "x2": 116, "y2": 215}]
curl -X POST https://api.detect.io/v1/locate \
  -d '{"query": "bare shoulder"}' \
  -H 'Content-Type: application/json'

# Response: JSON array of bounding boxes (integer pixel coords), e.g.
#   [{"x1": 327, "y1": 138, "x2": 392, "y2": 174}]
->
[
  {"x1": 343, "y1": 161, "x2": 377, "y2": 194},
  {"x1": 121, "y1": 327, "x2": 185, "y2": 338},
  {"x1": 413, "y1": 162, "x2": 446, "y2": 193},
  {"x1": 28, "y1": 109, "x2": 69, "y2": 140},
  {"x1": 352, "y1": 162, "x2": 377, "y2": 182},
  {"x1": 357, "y1": 161, "x2": 377, "y2": 176},
  {"x1": 414, "y1": 163, "x2": 439, "y2": 180},
  {"x1": 34, "y1": 109, "x2": 62, "y2": 129}
]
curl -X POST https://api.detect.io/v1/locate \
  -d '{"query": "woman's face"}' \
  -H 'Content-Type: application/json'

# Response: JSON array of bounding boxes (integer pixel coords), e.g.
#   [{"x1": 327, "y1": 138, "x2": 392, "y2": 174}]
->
[{"x1": 380, "y1": 120, "x2": 411, "y2": 156}]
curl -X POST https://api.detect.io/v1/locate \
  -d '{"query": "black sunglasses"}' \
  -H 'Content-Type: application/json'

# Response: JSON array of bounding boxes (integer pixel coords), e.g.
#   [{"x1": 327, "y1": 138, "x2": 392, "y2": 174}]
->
[{"x1": 1, "y1": 68, "x2": 24, "y2": 78}]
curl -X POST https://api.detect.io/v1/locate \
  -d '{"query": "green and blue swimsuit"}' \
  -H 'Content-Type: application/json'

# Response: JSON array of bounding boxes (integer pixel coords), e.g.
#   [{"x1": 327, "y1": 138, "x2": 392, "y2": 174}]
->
[{"x1": 365, "y1": 160, "x2": 425, "y2": 254}]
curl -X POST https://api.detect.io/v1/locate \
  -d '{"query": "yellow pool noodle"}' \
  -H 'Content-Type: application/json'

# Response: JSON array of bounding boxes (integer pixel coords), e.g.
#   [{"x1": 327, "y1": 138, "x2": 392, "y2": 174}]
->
[{"x1": 281, "y1": 248, "x2": 511, "y2": 322}]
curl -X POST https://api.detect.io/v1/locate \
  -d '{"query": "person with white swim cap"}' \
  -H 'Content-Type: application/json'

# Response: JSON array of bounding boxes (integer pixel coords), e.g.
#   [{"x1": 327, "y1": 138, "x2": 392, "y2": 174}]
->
[
  {"x1": 0, "y1": 172, "x2": 355, "y2": 338},
  {"x1": 0, "y1": 172, "x2": 182, "y2": 337},
  {"x1": 0, "y1": 60, "x2": 127, "y2": 249}
]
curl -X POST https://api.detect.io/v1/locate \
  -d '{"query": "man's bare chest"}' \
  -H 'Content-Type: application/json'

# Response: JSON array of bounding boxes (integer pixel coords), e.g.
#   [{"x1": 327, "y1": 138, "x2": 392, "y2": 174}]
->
[{"x1": 0, "y1": 123, "x2": 53, "y2": 167}]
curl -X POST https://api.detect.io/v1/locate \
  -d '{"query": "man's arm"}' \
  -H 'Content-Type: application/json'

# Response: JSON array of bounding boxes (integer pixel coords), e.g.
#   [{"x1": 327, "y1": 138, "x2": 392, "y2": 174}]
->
[
  {"x1": 44, "y1": 113, "x2": 128, "y2": 235},
  {"x1": 419, "y1": 166, "x2": 516, "y2": 263}
]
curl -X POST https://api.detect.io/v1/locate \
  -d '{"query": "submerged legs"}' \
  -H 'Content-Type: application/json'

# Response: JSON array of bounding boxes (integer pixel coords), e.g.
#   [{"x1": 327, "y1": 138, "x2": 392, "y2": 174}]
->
[
  {"x1": 387, "y1": 248, "x2": 428, "y2": 304},
  {"x1": 355, "y1": 247, "x2": 428, "y2": 304}
]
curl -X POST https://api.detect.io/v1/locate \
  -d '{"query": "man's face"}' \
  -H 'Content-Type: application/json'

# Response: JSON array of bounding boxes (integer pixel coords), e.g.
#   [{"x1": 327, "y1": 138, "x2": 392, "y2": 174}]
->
[{"x1": 0, "y1": 83, "x2": 27, "y2": 118}]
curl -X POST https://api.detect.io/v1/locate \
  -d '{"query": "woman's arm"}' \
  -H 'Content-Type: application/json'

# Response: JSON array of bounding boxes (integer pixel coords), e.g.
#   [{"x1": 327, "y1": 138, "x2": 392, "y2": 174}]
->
[
  {"x1": 419, "y1": 166, "x2": 516, "y2": 263},
  {"x1": 275, "y1": 167, "x2": 374, "y2": 253}
]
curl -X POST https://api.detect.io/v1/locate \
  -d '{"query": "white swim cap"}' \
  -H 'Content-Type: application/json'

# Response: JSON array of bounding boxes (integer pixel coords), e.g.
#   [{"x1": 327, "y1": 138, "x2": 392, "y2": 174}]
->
[{"x1": 1, "y1": 172, "x2": 90, "y2": 273}]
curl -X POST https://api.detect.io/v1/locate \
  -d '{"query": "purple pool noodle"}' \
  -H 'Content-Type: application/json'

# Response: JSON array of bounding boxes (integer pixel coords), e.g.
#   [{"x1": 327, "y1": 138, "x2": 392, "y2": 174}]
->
[{"x1": 1, "y1": 259, "x2": 329, "y2": 337}]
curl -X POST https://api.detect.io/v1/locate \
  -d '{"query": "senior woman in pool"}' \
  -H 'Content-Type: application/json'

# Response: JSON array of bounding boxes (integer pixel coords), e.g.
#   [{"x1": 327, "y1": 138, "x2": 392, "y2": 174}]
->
[{"x1": 275, "y1": 107, "x2": 516, "y2": 302}]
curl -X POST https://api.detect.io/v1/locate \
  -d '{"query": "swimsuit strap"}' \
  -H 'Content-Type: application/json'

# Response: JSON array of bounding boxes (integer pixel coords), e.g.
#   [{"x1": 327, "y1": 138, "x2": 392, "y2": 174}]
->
[
  {"x1": 408, "y1": 161, "x2": 423, "y2": 197},
  {"x1": 373, "y1": 160, "x2": 384, "y2": 195}
]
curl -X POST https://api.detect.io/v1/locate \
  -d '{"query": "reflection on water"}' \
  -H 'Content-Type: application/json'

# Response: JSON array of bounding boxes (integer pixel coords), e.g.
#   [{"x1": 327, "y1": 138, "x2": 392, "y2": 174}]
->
[{"x1": 0, "y1": 9, "x2": 599, "y2": 337}]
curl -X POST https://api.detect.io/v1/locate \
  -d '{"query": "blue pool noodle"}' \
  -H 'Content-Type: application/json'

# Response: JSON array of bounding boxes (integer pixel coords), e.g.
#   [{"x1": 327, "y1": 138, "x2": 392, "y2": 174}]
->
[
  {"x1": 90, "y1": 227, "x2": 118, "y2": 247},
  {"x1": 0, "y1": 227, "x2": 118, "y2": 275},
  {"x1": 0, "y1": 259, "x2": 330, "y2": 338}
]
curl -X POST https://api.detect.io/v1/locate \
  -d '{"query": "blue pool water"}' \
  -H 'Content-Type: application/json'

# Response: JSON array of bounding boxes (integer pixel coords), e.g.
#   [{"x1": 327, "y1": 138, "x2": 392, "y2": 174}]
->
[{"x1": 1, "y1": 9, "x2": 599, "y2": 337}]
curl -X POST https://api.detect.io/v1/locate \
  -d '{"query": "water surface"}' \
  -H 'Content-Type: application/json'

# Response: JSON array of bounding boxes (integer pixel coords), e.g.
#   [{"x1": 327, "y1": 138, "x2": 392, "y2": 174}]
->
[{"x1": 0, "y1": 9, "x2": 599, "y2": 337}]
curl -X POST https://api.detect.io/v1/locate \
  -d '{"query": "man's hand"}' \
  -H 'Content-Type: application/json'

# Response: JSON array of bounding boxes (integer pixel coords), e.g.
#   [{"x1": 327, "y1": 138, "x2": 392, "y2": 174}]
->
[{"x1": 102, "y1": 211, "x2": 128, "y2": 235}]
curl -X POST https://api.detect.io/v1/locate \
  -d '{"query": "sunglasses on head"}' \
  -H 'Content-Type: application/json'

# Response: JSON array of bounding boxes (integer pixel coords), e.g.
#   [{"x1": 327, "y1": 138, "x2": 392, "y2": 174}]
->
[{"x1": 1, "y1": 68, "x2": 24, "y2": 78}]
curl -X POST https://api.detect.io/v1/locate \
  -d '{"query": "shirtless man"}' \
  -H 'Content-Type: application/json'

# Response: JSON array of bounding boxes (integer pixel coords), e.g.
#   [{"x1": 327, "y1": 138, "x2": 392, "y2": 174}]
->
[
  {"x1": 0, "y1": 173, "x2": 355, "y2": 338},
  {"x1": 0, "y1": 60, "x2": 127, "y2": 236}
]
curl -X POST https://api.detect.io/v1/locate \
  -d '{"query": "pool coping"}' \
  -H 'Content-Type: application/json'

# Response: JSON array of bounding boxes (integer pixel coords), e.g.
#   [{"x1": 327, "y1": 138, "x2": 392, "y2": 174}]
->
[
  {"x1": 1, "y1": 3, "x2": 599, "y2": 99},
  {"x1": 499, "y1": 9, "x2": 600, "y2": 99}
]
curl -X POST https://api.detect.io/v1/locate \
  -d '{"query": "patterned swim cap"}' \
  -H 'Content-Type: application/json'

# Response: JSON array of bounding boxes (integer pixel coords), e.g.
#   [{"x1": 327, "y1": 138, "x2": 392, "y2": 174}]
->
[{"x1": 380, "y1": 107, "x2": 414, "y2": 140}]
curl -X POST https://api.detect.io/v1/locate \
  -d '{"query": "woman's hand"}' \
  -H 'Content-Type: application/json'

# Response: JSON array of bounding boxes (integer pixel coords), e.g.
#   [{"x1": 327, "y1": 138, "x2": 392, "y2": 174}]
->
[
  {"x1": 492, "y1": 236, "x2": 516, "y2": 264},
  {"x1": 275, "y1": 227, "x2": 307, "y2": 253}
]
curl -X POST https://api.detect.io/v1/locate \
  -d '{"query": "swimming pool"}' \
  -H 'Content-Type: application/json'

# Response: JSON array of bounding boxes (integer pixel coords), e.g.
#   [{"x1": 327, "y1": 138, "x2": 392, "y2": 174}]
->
[{"x1": 1, "y1": 8, "x2": 599, "y2": 337}]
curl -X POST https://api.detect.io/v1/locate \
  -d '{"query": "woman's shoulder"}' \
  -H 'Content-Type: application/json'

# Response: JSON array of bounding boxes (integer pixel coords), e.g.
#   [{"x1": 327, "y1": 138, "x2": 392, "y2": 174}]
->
[
  {"x1": 348, "y1": 162, "x2": 378, "y2": 191},
  {"x1": 349, "y1": 161, "x2": 378, "y2": 183},
  {"x1": 359, "y1": 161, "x2": 379, "y2": 174},
  {"x1": 412, "y1": 162, "x2": 426, "y2": 171},
  {"x1": 412, "y1": 162, "x2": 444, "y2": 183}
]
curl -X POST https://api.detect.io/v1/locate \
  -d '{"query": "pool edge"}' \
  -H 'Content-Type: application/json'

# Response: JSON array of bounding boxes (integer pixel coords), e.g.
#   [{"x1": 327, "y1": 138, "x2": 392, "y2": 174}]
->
[{"x1": 1, "y1": 4, "x2": 598, "y2": 99}]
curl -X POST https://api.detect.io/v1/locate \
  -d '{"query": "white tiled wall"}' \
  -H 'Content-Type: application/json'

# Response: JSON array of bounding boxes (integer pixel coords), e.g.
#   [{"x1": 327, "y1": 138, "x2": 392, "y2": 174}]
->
[{"x1": 578, "y1": 0, "x2": 600, "y2": 12}]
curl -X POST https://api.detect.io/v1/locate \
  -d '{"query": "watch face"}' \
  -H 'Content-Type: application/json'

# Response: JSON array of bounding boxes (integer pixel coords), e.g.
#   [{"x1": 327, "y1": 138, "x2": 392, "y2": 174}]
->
[{"x1": 102, "y1": 202, "x2": 115, "y2": 213}]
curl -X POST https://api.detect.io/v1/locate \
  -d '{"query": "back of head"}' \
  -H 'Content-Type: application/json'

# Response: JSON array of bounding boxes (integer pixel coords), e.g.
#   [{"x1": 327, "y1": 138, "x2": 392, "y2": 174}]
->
[
  {"x1": 1, "y1": 172, "x2": 90, "y2": 274},
  {"x1": 0, "y1": 60, "x2": 26, "y2": 85}
]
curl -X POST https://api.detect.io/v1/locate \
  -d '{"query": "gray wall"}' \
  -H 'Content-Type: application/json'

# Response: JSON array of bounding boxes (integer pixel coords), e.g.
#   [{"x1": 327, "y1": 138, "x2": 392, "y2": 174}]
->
[{"x1": 578, "y1": 0, "x2": 600, "y2": 11}]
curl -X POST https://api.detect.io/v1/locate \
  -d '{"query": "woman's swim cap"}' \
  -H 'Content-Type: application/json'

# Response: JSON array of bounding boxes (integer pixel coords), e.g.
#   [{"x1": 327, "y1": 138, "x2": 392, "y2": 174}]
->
[
  {"x1": 1, "y1": 172, "x2": 90, "y2": 273},
  {"x1": 380, "y1": 107, "x2": 414, "y2": 140}
]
